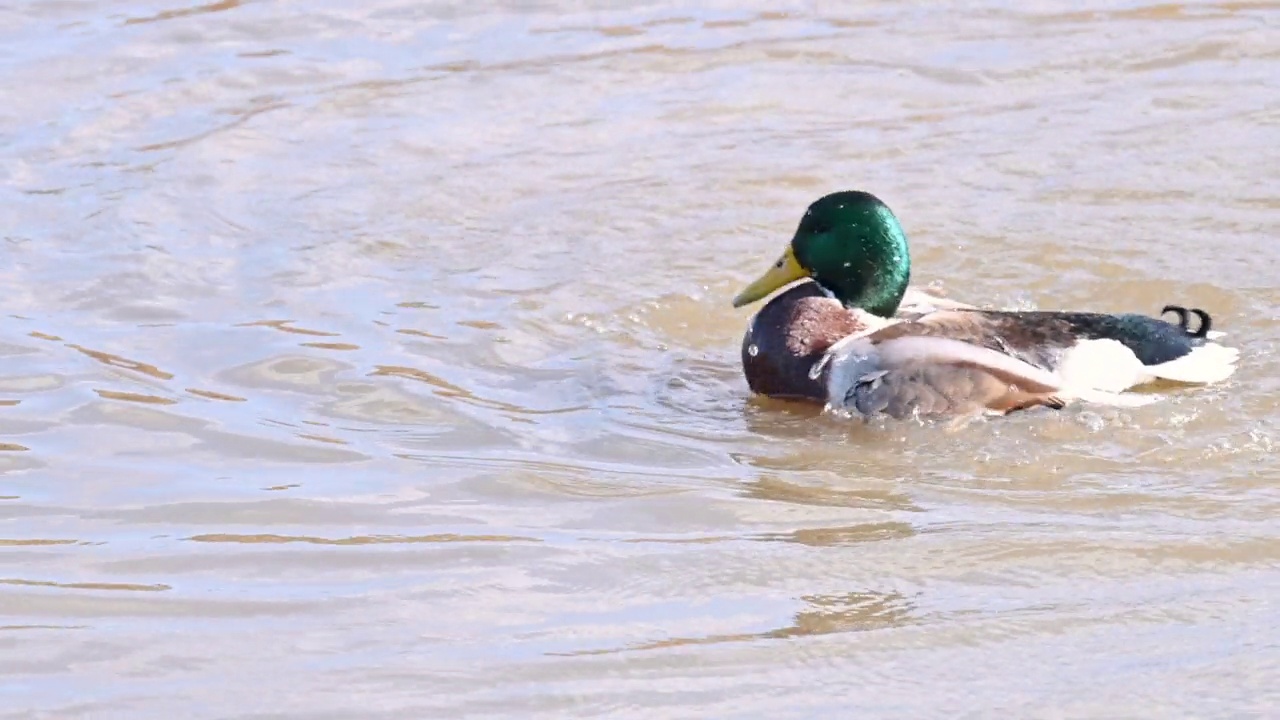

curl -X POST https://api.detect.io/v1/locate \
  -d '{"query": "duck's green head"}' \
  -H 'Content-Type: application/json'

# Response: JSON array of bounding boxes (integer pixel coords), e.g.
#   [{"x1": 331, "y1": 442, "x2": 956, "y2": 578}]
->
[{"x1": 731, "y1": 190, "x2": 912, "y2": 317}]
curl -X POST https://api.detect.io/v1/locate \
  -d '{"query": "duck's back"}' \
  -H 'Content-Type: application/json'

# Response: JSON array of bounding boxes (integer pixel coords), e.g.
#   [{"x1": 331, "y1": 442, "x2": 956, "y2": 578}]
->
[{"x1": 880, "y1": 309, "x2": 1210, "y2": 371}]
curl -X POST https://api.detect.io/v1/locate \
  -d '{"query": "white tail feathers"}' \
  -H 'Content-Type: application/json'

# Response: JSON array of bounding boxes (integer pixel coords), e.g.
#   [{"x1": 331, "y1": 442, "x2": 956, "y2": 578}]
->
[{"x1": 1147, "y1": 342, "x2": 1240, "y2": 385}]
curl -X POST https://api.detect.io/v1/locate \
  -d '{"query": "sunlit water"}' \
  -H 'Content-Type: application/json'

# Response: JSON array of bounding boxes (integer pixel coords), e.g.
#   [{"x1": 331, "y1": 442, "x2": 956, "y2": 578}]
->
[{"x1": 2, "y1": 1, "x2": 1278, "y2": 717}]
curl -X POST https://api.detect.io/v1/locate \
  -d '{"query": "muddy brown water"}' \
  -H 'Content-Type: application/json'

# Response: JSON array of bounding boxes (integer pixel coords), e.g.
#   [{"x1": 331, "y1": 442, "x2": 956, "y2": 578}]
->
[{"x1": 2, "y1": 1, "x2": 1278, "y2": 717}]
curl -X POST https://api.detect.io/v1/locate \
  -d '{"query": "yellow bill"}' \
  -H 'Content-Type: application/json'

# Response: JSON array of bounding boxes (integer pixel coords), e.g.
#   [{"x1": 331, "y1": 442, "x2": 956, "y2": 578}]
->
[{"x1": 731, "y1": 246, "x2": 808, "y2": 308}]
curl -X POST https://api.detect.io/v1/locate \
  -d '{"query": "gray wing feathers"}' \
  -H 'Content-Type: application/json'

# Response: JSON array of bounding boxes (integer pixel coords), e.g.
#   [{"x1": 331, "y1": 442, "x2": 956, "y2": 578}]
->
[{"x1": 846, "y1": 363, "x2": 1031, "y2": 419}]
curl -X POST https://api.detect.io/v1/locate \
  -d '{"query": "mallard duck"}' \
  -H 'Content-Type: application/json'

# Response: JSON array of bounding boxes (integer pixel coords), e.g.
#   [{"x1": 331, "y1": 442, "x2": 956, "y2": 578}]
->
[{"x1": 731, "y1": 190, "x2": 1239, "y2": 420}]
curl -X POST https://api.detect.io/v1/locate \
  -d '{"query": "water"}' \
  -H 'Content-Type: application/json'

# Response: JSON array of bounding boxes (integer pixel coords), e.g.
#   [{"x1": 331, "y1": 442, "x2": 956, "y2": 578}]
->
[{"x1": 2, "y1": 1, "x2": 1279, "y2": 717}]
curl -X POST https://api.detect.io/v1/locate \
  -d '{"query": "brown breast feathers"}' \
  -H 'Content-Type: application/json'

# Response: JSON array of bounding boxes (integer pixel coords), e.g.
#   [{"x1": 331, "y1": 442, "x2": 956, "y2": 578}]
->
[{"x1": 740, "y1": 282, "x2": 867, "y2": 401}]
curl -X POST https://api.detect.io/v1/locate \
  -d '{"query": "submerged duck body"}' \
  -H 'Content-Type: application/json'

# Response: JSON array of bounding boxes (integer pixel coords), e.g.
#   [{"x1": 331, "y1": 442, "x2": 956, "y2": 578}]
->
[{"x1": 733, "y1": 191, "x2": 1239, "y2": 420}]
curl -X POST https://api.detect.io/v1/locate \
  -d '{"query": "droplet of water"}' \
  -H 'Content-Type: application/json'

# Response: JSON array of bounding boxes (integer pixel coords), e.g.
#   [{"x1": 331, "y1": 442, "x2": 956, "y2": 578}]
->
[
  {"x1": 747, "y1": 344, "x2": 759, "y2": 357},
  {"x1": 1077, "y1": 411, "x2": 1106, "y2": 432}
]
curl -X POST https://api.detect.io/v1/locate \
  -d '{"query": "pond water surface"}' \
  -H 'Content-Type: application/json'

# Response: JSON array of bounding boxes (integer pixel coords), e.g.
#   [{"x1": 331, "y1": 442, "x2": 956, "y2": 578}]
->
[{"x1": 2, "y1": 0, "x2": 1279, "y2": 717}]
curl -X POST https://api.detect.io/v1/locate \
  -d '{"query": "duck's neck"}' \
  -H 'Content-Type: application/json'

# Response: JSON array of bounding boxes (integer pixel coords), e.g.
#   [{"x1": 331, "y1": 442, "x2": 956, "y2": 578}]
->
[{"x1": 817, "y1": 269, "x2": 909, "y2": 318}]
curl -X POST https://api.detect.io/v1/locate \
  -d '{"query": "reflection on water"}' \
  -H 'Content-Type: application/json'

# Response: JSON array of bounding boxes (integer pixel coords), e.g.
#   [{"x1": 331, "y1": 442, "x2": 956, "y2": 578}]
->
[
  {"x1": 554, "y1": 590, "x2": 915, "y2": 656},
  {"x1": 2, "y1": 0, "x2": 1279, "y2": 716}
]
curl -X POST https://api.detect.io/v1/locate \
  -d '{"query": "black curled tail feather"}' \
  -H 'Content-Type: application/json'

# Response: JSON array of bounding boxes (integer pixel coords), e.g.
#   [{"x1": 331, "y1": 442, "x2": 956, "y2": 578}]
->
[
  {"x1": 1190, "y1": 308, "x2": 1211, "y2": 338},
  {"x1": 1161, "y1": 305, "x2": 1188, "y2": 329},
  {"x1": 1161, "y1": 305, "x2": 1212, "y2": 339}
]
